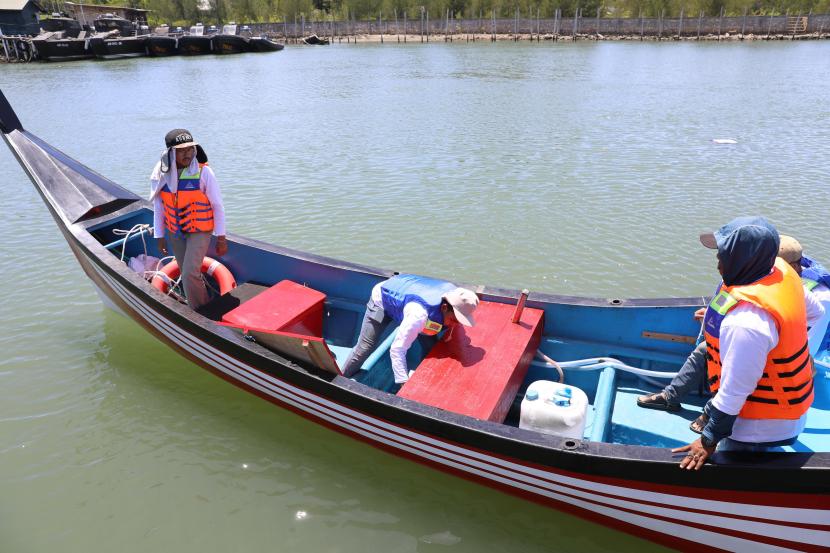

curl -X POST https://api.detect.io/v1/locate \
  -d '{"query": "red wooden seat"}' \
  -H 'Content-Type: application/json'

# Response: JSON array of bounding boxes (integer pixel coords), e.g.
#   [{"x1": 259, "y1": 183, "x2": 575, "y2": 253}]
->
[
  {"x1": 398, "y1": 301, "x2": 544, "y2": 422},
  {"x1": 222, "y1": 279, "x2": 326, "y2": 336},
  {"x1": 221, "y1": 280, "x2": 340, "y2": 375}
]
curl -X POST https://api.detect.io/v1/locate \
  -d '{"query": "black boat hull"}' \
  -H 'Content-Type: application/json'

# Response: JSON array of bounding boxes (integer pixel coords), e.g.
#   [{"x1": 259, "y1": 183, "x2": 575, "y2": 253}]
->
[
  {"x1": 89, "y1": 36, "x2": 148, "y2": 60},
  {"x1": 212, "y1": 34, "x2": 249, "y2": 54},
  {"x1": 32, "y1": 38, "x2": 92, "y2": 62},
  {"x1": 146, "y1": 36, "x2": 178, "y2": 57},
  {"x1": 178, "y1": 36, "x2": 212, "y2": 55},
  {"x1": 247, "y1": 37, "x2": 285, "y2": 52}
]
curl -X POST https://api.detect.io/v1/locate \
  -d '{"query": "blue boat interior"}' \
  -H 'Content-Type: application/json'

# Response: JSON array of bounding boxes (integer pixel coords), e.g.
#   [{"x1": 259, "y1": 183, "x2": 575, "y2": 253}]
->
[{"x1": 88, "y1": 208, "x2": 830, "y2": 454}]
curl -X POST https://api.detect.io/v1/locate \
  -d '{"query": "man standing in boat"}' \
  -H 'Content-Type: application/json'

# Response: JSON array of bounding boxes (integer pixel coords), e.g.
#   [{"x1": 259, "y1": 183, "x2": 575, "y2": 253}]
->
[
  {"x1": 150, "y1": 129, "x2": 227, "y2": 310},
  {"x1": 674, "y1": 217, "x2": 814, "y2": 469},
  {"x1": 342, "y1": 275, "x2": 480, "y2": 385}
]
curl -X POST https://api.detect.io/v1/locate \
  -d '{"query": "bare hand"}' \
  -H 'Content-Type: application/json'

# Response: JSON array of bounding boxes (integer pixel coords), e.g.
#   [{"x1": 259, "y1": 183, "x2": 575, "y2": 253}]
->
[
  {"x1": 441, "y1": 325, "x2": 455, "y2": 343},
  {"x1": 215, "y1": 236, "x2": 228, "y2": 257},
  {"x1": 694, "y1": 308, "x2": 706, "y2": 321},
  {"x1": 672, "y1": 438, "x2": 715, "y2": 470},
  {"x1": 157, "y1": 237, "x2": 168, "y2": 255}
]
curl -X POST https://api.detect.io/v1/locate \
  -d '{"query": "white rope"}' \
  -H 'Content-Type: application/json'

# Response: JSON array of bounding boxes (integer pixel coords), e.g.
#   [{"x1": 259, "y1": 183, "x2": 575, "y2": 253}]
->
[{"x1": 112, "y1": 224, "x2": 152, "y2": 262}]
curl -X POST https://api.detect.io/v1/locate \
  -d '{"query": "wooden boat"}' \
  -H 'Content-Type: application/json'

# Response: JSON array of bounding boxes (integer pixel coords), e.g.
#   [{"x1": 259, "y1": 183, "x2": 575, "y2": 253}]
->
[
  {"x1": 0, "y1": 90, "x2": 827, "y2": 552},
  {"x1": 211, "y1": 23, "x2": 249, "y2": 55},
  {"x1": 302, "y1": 34, "x2": 330, "y2": 45}
]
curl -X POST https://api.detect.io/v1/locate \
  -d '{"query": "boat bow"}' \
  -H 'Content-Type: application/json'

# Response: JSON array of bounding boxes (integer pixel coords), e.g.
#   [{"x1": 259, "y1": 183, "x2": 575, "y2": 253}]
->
[{"x1": 0, "y1": 90, "x2": 140, "y2": 224}]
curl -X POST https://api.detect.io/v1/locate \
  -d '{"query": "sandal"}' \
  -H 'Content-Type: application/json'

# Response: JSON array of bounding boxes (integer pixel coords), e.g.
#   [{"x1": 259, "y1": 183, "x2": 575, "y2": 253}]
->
[{"x1": 689, "y1": 413, "x2": 709, "y2": 434}]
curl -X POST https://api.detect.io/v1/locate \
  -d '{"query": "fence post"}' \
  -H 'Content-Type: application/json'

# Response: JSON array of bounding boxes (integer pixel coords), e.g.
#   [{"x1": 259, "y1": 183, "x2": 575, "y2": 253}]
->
[
  {"x1": 492, "y1": 8, "x2": 496, "y2": 41},
  {"x1": 595, "y1": 6, "x2": 600, "y2": 39},
  {"x1": 697, "y1": 10, "x2": 702, "y2": 40},
  {"x1": 741, "y1": 7, "x2": 747, "y2": 39},
  {"x1": 640, "y1": 10, "x2": 644, "y2": 41},
  {"x1": 679, "y1": 8, "x2": 684, "y2": 38},
  {"x1": 573, "y1": 8, "x2": 579, "y2": 40}
]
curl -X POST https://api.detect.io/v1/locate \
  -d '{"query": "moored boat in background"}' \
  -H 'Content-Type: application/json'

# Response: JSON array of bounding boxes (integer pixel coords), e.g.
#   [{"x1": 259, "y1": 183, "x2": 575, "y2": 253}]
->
[
  {"x1": 88, "y1": 13, "x2": 149, "y2": 60},
  {"x1": 146, "y1": 24, "x2": 178, "y2": 57},
  {"x1": 0, "y1": 89, "x2": 827, "y2": 553},
  {"x1": 211, "y1": 23, "x2": 248, "y2": 54},
  {"x1": 178, "y1": 23, "x2": 212, "y2": 55},
  {"x1": 247, "y1": 35, "x2": 285, "y2": 52}
]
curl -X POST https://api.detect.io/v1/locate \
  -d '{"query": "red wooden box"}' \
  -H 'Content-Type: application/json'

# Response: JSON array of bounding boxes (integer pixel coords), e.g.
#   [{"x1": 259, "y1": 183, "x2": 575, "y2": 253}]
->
[{"x1": 221, "y1": 279, "x2": 326, "y2": 337}]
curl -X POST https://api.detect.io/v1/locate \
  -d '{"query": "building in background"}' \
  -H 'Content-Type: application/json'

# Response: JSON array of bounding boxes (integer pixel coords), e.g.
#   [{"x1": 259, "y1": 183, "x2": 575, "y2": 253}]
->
[{"x1": 0, "y1": 0, "x2": 44, "y2": 35}]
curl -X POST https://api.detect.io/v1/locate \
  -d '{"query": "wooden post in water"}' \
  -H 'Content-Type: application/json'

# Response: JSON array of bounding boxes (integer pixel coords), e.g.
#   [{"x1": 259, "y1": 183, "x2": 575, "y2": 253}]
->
[
  {"x1": 514, "y1": 7, "x2": 519, "y2": 41},
  {"x1": 595, "y1": 6, "x2": 601, "y2": 40},
  {"x1": 492, "y1": 9, "x2": 496, "y2": 41},
  {"x1": 678, "y1": 8, "x2": 684, "y2": 39},
  {"x1": 640, "y1": 10, "x2": 644, "y2": 41},
  {"x1": 658, "y1": 9, "x2": 663, "y2": 40},
  {"x1": 573, "y1": 8, "x2": 578, "y2": 40},
  {"x1": 380, "y1": 12, "x2": 383, "y2": 43},
  {"x1": 554, "y1": 8, "x2": 560, "y2": 41},
  {"x1": 741, "y1": 7, "x2": 747, "y2": 39},
  {"x1": 697, "y1": 10, "x2": 702, "y2": 40},
  {"x1": 395, "y1": 9, "x2": 399, "y2": 42},
  {"x1": 445, "y1": 8, "x2": 449, "y2": 41},
  {"x1": 426, "y1": 10, "x2": 429, "y2": 42},
  {"x1": 717, "y1": 6, "x2": 723, "y2": 41},
  {"x1": 404, "y1": 11, "x2": 408, "y2": 42},
  {"x1": 767, "y1": 9, "x2": 774, "y2": 39},
  {"x1": 420, "y1": 7, "x2": 424, "y2": 43}
]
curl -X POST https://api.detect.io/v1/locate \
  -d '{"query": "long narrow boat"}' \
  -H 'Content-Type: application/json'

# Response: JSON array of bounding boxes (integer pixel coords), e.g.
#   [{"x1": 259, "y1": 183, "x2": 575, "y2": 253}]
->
[{"x1": 1, "y1": 90, "x2": 827, "y2": 552}]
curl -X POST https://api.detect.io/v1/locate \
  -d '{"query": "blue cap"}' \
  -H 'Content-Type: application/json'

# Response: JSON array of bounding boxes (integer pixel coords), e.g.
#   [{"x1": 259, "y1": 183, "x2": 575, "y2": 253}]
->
[
  {"x1": 526, "y1": 390, "x2": 539, "y2": 401},
  {"x1": 556, "y1": 387, "x2": 572, "y2": 398}
]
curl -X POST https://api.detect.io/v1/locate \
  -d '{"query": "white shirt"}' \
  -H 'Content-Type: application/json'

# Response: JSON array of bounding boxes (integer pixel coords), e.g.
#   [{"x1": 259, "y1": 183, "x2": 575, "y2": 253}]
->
[
  {"x1": 150, "y1": 157, "x2": 226, "y2": 238},
  {"x1": 712, "y1": 289, "x2": 824, "y2": 443},
  {"x1": 371, "y1": 283, "x2": 429, "y2": 384},
  {"x1": 808, "y1": 283, "x2": 830, "y2": 356}
]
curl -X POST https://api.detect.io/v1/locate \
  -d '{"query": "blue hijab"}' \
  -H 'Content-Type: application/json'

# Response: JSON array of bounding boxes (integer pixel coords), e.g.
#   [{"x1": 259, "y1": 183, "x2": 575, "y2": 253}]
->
[{"x1": 713, "y1": 216, "x2": 780, "y2": 287}]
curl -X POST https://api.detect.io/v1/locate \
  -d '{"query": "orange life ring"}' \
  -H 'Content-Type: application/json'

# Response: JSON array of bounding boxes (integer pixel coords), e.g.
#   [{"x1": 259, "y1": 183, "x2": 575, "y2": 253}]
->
[{"x1": 151, "y1": 257, "x2": 236, "y2": 296}]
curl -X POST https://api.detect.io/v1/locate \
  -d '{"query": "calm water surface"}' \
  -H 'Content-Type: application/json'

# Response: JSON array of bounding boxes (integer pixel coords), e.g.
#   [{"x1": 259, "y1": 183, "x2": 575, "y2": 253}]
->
[{"x1": 1, "y1": 42, "x2": 828, "y2": 552}]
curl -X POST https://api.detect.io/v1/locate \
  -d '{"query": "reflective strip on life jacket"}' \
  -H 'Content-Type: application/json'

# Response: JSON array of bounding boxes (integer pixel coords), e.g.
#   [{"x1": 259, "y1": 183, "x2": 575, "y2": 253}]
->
[{"x1": 704, "y1": 258, "x2": 813, "y2": 420}]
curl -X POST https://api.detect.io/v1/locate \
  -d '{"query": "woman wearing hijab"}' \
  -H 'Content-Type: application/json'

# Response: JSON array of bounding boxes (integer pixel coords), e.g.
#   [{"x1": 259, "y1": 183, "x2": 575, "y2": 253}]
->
[
  {"x1": 149, "y1": 129, "x2": 227, "y2": 310},
  {"x1": 674, "y1": 217, "x2": 816, "y2": 470}
]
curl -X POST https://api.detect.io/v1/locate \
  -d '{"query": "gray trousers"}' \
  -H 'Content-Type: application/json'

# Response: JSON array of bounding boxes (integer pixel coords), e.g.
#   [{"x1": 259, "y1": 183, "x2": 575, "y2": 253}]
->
[
  {"x1": 168, "y1": 231, "x2": 212, "y2": 310},
  {"x1": 342, "y1": 300, "x2": 392, "y2": 377},
  {"x1": 663, "y1": 341, "x2": 709, "y2": 403}
]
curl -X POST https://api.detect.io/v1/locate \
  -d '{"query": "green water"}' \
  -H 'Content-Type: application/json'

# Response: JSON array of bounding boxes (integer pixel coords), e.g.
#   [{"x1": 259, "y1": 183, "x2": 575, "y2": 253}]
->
[{"x1": 1, "y1": 41, "x2": 828, "y2": 552}]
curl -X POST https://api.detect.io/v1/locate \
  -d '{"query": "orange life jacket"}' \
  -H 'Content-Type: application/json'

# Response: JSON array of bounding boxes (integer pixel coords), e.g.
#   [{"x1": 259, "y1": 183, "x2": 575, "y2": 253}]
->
[
  {"x1": 159, "y1": 163, "x2": 214, "y2": 235},
  {"x1": 704, "y1": 258, "x2": 813, "y2": 420}
]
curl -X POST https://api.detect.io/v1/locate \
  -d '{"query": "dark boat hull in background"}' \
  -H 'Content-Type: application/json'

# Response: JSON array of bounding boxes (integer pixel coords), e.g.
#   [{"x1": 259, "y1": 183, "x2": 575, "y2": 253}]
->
[
  {"x1": 31, "y1": 37, "x2": 92, "y2": 61},
  {"x1": 178, "y1": 35, "x2": 212, "y2": 55},
  {"x1": 212, "y1": 34, "x2": 248, "y2": 54},
  {"x1": 89, "y1": 36, "x2": 148, "y2": 59},
  {"x1": 146, "y1": 36, "x2": 178, "y2": 57},
  {"x1": 247, "y1": 37, "x2": 284, "y2": 52}
]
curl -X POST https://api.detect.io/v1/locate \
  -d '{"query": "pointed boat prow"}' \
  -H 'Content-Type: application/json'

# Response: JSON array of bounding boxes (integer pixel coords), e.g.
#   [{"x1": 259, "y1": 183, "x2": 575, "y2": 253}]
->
[
  {"x1": 0, "y1": 89, "x2": 23, "y2": 134},
  {"x1": 0, "y1": 88, "x2": 141, "y2": 224}
]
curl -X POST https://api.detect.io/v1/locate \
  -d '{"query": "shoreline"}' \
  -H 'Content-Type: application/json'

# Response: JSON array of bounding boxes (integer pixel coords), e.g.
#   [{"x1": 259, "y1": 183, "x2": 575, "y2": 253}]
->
[{"x1": 322, "y1": 31, "x2": 829, "y2": 43}]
